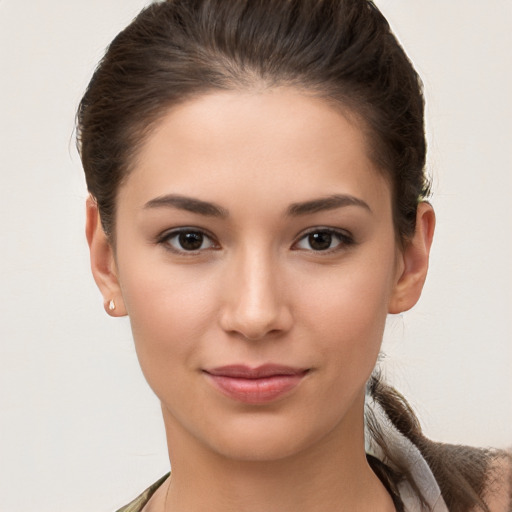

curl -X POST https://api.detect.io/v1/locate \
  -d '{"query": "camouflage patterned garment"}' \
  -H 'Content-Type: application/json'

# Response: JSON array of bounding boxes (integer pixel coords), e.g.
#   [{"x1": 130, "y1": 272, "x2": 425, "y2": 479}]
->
[{"x1": 115, "y1": 473, "x2": 169, "y2": 512}]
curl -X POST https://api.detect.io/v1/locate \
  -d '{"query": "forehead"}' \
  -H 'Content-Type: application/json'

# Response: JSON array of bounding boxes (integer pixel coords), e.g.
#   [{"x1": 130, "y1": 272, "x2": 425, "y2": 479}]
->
[{"x1": 120, "y1": 88, "x2": 391, "y2": 216}]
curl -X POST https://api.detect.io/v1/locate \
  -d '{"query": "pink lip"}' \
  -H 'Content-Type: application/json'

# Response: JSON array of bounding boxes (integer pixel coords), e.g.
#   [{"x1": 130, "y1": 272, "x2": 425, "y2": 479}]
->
[{"x1": 203, "y1": 364, "x2": 309, "y2": 404}]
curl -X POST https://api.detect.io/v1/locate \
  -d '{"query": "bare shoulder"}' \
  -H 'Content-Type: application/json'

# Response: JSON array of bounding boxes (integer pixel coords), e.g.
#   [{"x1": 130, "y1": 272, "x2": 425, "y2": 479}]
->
[{"x1": 482, "y1": 448, "x2": 512, "y2": 512}]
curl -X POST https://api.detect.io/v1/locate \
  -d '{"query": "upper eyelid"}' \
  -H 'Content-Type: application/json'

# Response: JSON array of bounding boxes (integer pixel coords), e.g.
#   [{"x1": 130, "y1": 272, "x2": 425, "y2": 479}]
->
[
  {"x1": 154, "y1": 226, "x2": 353, "y2": 248},
  {"x1": 294, "y1": 226, "x2": 353, "y2": 240},
  {"x1": 292, "y1": 227, "x2": 355, "y2": 250},
  {"x1": 155, "y1": 227, "x2": 221, "y2": 254},
  {"x1": 156, "y1": 226, "x2": 217, "y2": 242}
]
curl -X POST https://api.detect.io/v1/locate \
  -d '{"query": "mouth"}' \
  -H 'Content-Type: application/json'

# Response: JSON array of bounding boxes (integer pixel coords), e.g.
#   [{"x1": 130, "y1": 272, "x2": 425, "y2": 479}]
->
[{"x1": 203, "y1": 364, "x2": 310, "y2": 404}]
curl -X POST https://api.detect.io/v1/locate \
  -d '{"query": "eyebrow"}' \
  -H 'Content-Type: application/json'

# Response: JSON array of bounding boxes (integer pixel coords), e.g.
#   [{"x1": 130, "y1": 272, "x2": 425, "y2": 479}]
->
[
  {"x1": 286, "y1": 194, "x2": 371, "y2": 216},
  {"x1": 143, "y1": 193, "x2": 370, "y2": 218},
  {"x1": 144, "y1": 194, "x2": 228, "y2": 218}
]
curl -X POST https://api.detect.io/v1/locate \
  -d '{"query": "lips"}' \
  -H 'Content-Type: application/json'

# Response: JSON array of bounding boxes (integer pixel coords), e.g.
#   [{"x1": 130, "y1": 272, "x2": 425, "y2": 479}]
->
[{"x1": 203, "y1": 364, "x2": 309, "y2": 404}]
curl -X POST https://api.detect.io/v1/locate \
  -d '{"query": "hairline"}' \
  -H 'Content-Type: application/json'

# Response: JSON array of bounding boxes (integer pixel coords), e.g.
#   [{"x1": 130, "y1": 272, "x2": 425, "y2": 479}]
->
[{"x1": 103, "y1": 84, "x2": 402, "y2": 247}]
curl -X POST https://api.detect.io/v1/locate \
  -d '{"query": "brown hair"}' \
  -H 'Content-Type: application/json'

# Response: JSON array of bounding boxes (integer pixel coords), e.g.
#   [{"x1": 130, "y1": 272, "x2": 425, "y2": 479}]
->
[
  {"x1": 76, "y1": 1, "x2": 499, "y2": 510},
  {"x1": 77, "y1": 0, "x2": 427, "y2": 242},
  {"x1": 366, "y1": 374, "x2": 505, "y2": 511}
]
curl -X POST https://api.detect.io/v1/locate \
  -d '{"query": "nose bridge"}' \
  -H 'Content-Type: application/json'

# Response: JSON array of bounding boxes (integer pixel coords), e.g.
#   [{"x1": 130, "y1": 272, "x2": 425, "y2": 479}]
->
[{"x1": 220, "y1": 243, "x2": 291, "y2": 340}]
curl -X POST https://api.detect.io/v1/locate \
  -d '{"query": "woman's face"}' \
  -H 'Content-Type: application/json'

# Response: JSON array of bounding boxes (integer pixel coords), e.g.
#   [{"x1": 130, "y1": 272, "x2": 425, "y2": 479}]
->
[{"x1": 96, "y1": 89, "x2": 413, "y2": 461}]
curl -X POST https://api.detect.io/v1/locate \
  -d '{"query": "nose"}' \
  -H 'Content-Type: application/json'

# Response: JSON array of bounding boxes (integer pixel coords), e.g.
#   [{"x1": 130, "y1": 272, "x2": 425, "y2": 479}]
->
[{"x1": 219, "y1": 248, "x2": 293, "y2": 341}]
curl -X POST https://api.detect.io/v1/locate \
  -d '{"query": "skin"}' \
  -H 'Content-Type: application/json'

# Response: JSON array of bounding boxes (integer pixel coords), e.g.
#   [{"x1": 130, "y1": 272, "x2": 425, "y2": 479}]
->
[{"x1": 86, "y1": 88, "x2": 435, "y2": 512}]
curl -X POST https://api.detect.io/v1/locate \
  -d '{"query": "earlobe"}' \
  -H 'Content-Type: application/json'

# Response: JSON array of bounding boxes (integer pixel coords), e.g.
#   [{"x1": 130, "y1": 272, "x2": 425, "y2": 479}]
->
[
  {"x1": 388, "y1": 202, "x2": 436, "y2": 314},
  {"x1": 85, "y1": 196, "x2": 127, "y2": 317}
]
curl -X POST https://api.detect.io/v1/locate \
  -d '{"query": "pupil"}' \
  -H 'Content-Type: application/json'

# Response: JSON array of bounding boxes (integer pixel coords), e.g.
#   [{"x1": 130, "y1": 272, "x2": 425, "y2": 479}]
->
[
  {"x1": 309, "y1": 232, "x2": 332, "y2": 251},
  {"x1": 179, "y1": 232, "x2": 203, "y2": 250}
]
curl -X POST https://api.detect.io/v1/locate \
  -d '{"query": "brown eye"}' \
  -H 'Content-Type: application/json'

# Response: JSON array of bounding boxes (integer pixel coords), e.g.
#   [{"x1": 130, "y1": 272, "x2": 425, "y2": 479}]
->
[
  {"x1": 307, "y1": 232, "x2": 333, "y2": 251},
  {"x1": 160, "y1": 229, "x2": 217, "y2": 253},
  {"x1": 294, "y1": 228, "x2": 354, "y2": 252},
  {"x1": 178, "y1": 232, "x2": 204, "y2": 251}
]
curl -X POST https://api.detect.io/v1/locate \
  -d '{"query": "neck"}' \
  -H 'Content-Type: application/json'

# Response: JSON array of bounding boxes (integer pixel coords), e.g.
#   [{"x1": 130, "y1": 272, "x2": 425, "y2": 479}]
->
[{"x1": 161, "y1": 399, "x2": 396, "y2": 512}]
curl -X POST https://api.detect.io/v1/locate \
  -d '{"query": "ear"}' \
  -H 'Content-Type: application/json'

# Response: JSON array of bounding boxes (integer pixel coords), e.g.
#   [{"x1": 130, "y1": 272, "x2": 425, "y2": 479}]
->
[
  {"x1": 388, "y1": 202, "x2": 436, "y2": 314},
  {"x1": 85, "y1": 196, "x2": 127, "y2": 317}
]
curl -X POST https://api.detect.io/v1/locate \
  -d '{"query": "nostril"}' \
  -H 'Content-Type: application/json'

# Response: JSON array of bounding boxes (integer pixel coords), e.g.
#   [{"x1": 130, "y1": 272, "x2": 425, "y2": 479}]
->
[
  {"x1": 219, "y1": 305, "x2": 293, "y2": 341},
  {"x1": 241, "y1": 329, "x2": 282, "y2": 342}
]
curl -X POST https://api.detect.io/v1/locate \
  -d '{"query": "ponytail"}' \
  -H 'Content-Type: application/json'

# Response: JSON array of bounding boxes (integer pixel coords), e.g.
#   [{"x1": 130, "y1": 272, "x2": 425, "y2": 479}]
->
[{"x1": 366, "y1": 373, "x2": 499, "y2": 512}]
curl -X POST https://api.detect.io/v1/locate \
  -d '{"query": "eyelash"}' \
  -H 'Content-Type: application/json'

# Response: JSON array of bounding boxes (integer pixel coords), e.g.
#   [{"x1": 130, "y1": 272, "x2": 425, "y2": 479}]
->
[
  {"x1": 156, "y1": 227, "x2": 355, "y2": 255},
  {"x1": 292, "y1": 228, "x2": 355, "y2": 253},
  {"x1": 156, "y1": 228, "x2": 219, "y2": 254}
]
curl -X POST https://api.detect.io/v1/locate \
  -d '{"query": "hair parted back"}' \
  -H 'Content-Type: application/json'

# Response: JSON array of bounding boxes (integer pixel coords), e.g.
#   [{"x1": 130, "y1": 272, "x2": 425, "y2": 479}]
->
[
  {"x1": 77, "y1": 0, "x2": 428, "y2": 243},
  {"x1": 76, "y1": 1, "x2": 502, "y2": 510}
]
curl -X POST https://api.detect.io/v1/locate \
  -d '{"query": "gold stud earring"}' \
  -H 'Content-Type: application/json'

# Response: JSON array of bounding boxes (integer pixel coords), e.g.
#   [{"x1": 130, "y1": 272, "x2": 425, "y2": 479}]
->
[{"x1": 108, "y1": 299, "x2": 116, "y2": 311}]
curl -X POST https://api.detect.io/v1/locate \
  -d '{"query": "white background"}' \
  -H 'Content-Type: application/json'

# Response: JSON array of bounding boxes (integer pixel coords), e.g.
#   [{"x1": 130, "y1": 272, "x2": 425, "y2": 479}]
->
[{"x1": 0, "y1": 1, "x2": 510, "y2": 511}]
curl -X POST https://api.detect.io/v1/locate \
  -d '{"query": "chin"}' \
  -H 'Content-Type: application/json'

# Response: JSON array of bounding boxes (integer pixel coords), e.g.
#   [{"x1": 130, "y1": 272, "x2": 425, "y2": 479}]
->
[
  {"x1": 195, "y1": 407, "x2": 354, "y2": 464},
  {"x1": 207, "y1": 428, "x2": 320, "y2": 463}
]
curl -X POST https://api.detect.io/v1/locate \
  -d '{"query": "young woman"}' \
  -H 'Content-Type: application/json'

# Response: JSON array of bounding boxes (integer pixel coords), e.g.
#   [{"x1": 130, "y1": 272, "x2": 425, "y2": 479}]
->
[{"x1": 77, "y1": 0, "x2": 511, "y2": 510}]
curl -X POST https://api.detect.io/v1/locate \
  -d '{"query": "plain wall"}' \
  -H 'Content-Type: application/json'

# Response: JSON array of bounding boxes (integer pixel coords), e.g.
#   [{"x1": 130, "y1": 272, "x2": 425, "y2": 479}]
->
[{"x1": 0, "y1": 1, "x2": 510, "y2": 511}]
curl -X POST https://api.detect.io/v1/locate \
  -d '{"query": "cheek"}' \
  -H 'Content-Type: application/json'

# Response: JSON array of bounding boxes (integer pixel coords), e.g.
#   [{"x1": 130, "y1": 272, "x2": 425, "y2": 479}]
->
[
  {"x1": 294, "y1": 248, "x2": 397, "y2": 373},
  {"x1": 116, "y1": 251, "x2": 219, "y2": 385}
]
